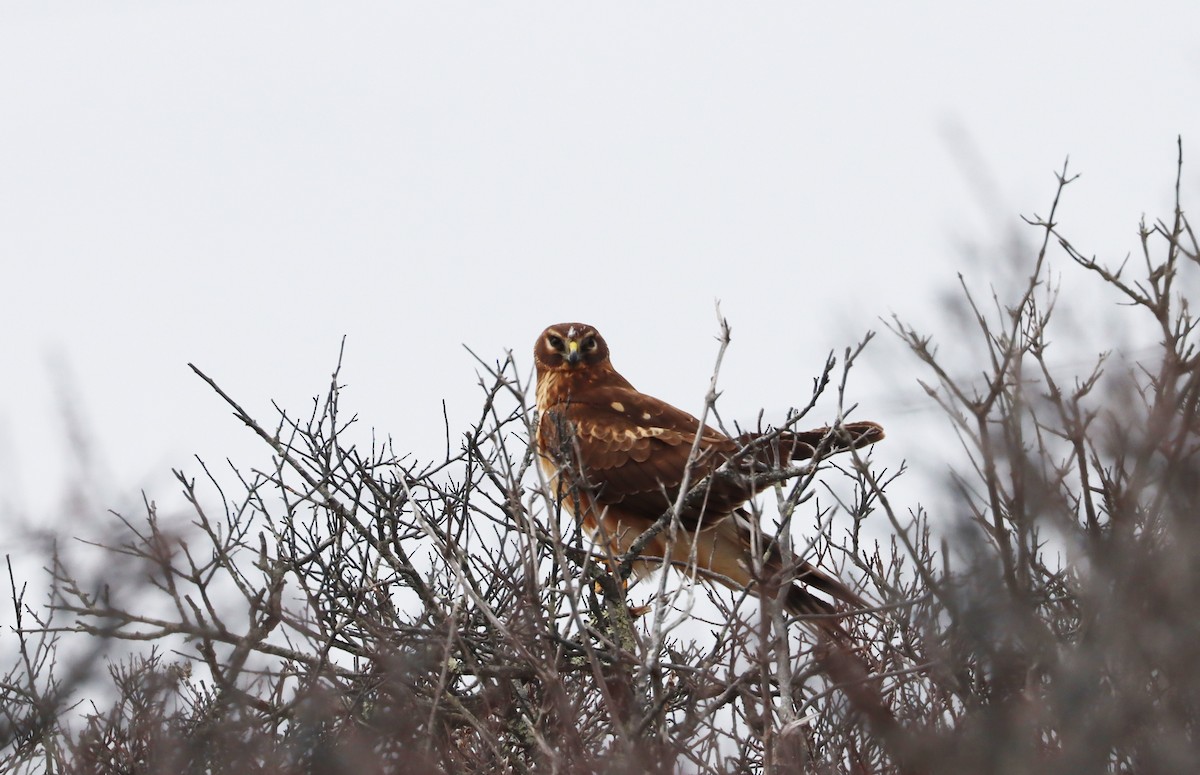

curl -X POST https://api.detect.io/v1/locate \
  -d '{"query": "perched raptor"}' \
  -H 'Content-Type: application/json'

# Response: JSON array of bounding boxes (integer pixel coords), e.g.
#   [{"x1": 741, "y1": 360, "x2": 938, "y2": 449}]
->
[{"x1": 533, "y1": 322, "x2": 884, "y2": 621}]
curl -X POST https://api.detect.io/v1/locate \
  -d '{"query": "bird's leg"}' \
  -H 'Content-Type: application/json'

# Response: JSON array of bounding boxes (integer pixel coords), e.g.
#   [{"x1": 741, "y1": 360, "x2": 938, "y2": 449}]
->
[{"x1": 591, "y1": 562, "x2": 653, "y2": 619}]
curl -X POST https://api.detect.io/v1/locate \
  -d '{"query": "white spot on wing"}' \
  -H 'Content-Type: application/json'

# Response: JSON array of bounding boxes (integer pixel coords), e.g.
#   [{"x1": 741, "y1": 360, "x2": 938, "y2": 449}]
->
[
  {"x1": 642, "y1": 411, "x2": 651, "y2": 420},
  {"x1": 608, "y1": 425, "x2": 669, "y2": 441},
  {"x1": 611, "y1": 401, "x2": 625, "y2": 412}
]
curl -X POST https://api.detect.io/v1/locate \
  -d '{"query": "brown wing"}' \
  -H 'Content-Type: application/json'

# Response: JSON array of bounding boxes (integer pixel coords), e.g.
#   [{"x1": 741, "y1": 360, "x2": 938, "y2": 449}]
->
[
  {"x1": 540, "y1": 379, "x2": 886, "y2": 532},
  {"x1": 734, "y1": 421, "x2": 886, "y2": 466},
  {"x1": 542, "y1": 384, "x2": 756, "y2": 529}
]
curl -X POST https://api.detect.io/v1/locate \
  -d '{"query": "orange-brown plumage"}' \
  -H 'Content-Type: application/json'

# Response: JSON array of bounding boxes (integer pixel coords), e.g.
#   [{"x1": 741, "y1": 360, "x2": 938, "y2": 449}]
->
[{"x1": 532, "y1": 322, "x2": 884, "y2": 621}]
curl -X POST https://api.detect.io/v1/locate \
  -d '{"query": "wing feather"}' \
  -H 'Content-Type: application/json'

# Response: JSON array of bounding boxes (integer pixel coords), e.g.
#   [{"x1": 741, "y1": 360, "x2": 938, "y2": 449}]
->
[{"x1": 544, "y1": 384, "x2": 753, "y2": 529}]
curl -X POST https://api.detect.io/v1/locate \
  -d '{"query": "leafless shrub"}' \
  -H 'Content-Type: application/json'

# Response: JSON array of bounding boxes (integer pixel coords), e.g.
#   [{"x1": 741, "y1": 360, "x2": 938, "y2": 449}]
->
[
  {"x1": 881, "y1": 142, "x2": 1200, "y2": 773},
  {"x1": 3, "y1": 144, "x2": 1199, "y2": 773}
]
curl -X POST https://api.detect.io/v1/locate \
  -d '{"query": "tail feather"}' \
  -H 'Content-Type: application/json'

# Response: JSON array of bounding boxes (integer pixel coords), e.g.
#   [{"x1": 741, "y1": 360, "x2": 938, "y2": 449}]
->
[
  {"x1": 785, "y1": 568, "x2": 903, "y2": 745},
  {"x1": 787, "y1": 559, "x2": 869, "y2": 611},
  {"x1": 785, "y1": 580, "x2": 839, "y2": 619},
  {"x1": 691, "y1": 507, "x2": 904, "y2": 750}
]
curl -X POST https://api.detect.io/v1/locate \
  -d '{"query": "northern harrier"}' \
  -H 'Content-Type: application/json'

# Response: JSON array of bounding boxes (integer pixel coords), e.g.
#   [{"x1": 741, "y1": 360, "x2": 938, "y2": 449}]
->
[{"x1": 533, "y1": 322, "x2": 884, "y2": 622}]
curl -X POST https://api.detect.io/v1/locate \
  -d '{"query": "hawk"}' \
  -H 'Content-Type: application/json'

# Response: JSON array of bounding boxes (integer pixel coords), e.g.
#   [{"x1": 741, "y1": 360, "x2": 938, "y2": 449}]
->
[{"x1": 533, "y1": 322, "x2": 884, "y2": 622}]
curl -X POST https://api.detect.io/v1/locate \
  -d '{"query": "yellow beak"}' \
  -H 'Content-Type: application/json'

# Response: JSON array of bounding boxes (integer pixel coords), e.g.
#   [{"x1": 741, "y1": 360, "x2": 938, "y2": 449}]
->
[{"x1": 566, "y1": 339, "x2": 582, "y2": 365}]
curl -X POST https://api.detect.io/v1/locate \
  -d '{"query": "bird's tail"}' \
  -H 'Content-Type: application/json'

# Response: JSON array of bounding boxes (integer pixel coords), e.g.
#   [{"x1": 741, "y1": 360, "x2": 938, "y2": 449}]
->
[
  {"x1": 783, "y1": 573, "x2": 904, "y2": 747},
  {"x1": 784, "y1": 578, "x2": 841, "y2": 620},
  {"x1": 785, "y1": 556, "x2": 869, "y2": 612}
]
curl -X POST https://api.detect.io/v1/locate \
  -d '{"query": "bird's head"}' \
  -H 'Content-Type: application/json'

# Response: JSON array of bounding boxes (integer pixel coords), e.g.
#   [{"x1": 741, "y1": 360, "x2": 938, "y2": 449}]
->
[{"x1": 534, "y1": 323, "x2": 610, "y2": 375}]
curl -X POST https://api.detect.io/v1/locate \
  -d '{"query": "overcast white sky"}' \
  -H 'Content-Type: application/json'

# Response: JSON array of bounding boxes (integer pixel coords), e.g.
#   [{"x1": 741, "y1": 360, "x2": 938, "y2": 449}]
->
[{"x1": 2, "y1": 2, "x2": 1199, "y2": 537}]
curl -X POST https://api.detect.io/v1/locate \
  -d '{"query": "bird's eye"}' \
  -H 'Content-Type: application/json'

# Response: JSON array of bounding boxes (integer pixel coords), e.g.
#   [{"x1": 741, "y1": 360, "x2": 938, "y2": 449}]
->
[
  {"x1": 583, "y1": 336, "x2": 597, "y2": 351},
  {"x1": 547, "y1": 335, "x2": 564, "y2": 350}
]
